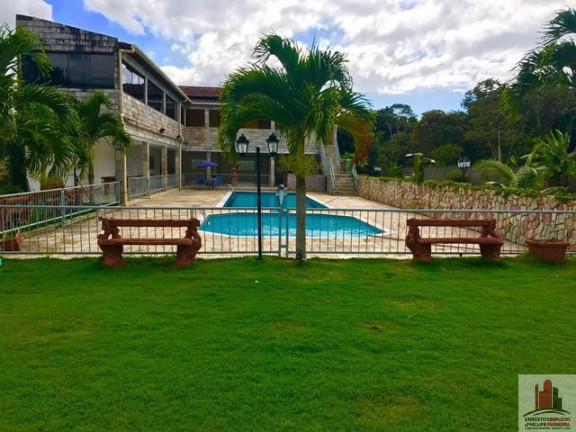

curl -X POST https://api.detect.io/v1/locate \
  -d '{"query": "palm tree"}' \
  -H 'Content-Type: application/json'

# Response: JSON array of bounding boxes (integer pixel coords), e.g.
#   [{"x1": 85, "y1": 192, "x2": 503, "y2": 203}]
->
[
  {"x1": 0, "y1": 24, "x2": 71, "y2": 191},
  {"x1": 218, "y1": 34, "x2": 375, "y2": 261},
  {"x1": 503, "y1": 8, "x2": 576, "y2": 114},
  {"x1": 474, "y1": 159, "x2": 546, "y2": 190},
  {"x1": 530, "y1": 129, "x2": 576, "y2": 188},
  {"x1": 73, "y1": 90, "x2": 132, "y2": 186},
  {"x1": 476, "y1": 130, "x2": 576, "y2": 191}
]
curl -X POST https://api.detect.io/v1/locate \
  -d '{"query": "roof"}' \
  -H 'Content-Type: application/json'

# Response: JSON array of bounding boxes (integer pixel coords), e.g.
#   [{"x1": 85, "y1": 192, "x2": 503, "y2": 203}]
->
[{"x1": 180, "y1": 86, "x2": 221, "y2": 103}]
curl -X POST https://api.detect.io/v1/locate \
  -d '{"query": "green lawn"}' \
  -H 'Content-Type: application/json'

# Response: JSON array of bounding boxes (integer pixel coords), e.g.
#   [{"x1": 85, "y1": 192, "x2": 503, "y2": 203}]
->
[{"x1": 0, "y1": 256, "x2": 575, "y2": 431}]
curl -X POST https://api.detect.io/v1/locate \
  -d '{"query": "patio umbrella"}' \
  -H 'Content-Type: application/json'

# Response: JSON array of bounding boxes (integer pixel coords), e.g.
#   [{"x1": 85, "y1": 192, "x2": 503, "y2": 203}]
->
[{"x1": 197, "y1": 161, "x2": 218, "y2": 168}]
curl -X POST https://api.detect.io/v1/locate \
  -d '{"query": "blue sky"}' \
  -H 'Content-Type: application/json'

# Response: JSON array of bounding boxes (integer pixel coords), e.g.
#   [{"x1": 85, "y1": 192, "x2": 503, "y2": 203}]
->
[{"x1": 3, "y1": 0, "x2": 569, "y2": 116}]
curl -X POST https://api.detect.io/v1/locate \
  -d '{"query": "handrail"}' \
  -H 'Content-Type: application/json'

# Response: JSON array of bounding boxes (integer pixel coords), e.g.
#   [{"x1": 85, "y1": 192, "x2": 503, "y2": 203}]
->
[
  {"x1": 333, "y1": 129, "x2": 341, "y2": 169},
  {"x1": 351, "y1": 165, "x2": 359, "y2": 190},
  {"x1": 192, "y1": 203, "x2": 208, "y2": 220},
  {"x1": 319, "y1": 145, "x2": 336, "y2": 189}
]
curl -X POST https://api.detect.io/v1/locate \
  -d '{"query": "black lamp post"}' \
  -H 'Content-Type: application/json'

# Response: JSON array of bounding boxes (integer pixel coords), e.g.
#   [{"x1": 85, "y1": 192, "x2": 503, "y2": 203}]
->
[
  {"x1": 236, "y1": 132, "x2": 279, "y2": 259},
  {"x1": 457, "y1": 157, "x2": 471, "y2": 181}
]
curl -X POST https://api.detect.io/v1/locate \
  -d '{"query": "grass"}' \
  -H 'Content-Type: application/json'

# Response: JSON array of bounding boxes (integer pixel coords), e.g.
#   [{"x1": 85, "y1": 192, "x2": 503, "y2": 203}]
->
[{"x1": 0, "y1": 256, "x2": 575, "y2": 431}]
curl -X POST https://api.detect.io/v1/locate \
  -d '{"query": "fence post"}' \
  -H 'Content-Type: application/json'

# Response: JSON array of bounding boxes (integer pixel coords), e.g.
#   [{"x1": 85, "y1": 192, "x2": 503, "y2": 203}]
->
[{"x1": 60, "y1": 188, "x2": 66, "y2": 227}]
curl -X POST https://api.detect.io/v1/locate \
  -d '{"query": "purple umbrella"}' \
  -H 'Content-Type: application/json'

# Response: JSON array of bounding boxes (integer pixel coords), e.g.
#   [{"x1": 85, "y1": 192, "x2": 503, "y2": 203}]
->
[{"x1": 197, "y1": 161, "x2": 218, "y2": 168}]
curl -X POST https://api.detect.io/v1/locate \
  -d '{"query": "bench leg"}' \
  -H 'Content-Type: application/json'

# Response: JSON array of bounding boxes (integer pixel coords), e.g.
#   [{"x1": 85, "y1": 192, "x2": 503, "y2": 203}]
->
[
  {"x1": 99, "y1": 244, "x2": 124, "y2": 268},
  {"x1": 175, "y1": 237, "x2": 202, "y2": 267},
  {"x1": 175, "y1": 245, "x2": 193, "y2": 267},
  {"x1": 479, "y1": 244, "x2": 502, "y2": 261},
  {"x1": 406, "y1": 240, "x2": 432, "y2": 262}
]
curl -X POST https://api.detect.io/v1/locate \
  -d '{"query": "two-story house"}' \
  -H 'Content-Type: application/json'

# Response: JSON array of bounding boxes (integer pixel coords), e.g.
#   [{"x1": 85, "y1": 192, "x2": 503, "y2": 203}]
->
[{"x1": 16, "y1": 15, "x2": 344, "y2": 203}]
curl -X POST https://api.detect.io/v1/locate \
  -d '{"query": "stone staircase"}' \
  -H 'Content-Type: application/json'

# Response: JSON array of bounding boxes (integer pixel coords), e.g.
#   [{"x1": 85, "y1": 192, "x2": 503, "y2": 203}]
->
[
  {"x1": 320, "y1": 133, "x2": 358, "y2": 195},
  {"x1": 331, "y1": 173, "x2": 357, "y2": 196}
]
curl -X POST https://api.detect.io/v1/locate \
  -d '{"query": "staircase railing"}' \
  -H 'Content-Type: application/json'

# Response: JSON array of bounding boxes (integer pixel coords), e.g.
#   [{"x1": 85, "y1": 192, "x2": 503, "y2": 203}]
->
[
  {"x1": 319, "y1": 145, "x2": 336, "y2": 191},
  {"x1": 351, "y1": 165, "x2": 359, "y2": 190}
]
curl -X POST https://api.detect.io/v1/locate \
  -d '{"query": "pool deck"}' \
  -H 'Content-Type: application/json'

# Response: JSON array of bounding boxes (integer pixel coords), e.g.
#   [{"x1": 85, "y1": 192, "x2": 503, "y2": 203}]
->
[{"x1": 127, "y1": 188, "x2": 391, "y2": 211}]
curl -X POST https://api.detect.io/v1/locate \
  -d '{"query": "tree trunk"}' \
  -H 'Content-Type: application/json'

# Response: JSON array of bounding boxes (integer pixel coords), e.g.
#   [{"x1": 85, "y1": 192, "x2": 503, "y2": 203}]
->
[{"x1": 295, "y1": 174, "x2": 307, "y2": 262}]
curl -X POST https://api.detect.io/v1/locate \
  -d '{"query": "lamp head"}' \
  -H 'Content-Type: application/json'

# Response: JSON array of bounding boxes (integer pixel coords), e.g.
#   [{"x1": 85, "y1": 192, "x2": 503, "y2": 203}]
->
[
  {"x1": 235, "y1": 134, "x2": 249, "y2": 155},
  {"x1": 266, "y1": 132, "x2": 279, "y2": 155}
]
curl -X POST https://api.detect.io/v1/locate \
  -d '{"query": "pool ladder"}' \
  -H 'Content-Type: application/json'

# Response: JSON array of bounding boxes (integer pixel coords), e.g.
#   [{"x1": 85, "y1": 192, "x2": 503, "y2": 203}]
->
[{"x1": 191, "y1": 204, "x2": 207, "y2": 221}]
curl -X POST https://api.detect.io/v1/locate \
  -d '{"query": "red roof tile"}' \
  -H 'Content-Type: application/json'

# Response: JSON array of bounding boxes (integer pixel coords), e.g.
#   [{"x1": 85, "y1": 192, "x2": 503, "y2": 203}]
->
[{"x1": 179, "y1": 86, "x2": 221, "y2": 99}]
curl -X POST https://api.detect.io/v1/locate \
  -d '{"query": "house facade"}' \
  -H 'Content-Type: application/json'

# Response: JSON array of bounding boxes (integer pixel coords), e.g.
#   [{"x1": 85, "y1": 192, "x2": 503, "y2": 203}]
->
[{"x1": 16, "y1": 15, "x2": 343, "y2": 202}]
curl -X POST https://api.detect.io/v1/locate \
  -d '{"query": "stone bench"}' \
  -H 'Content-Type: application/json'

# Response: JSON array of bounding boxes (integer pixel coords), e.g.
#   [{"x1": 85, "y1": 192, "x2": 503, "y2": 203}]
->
[
  {"x1": 406, "y1": 218, "x2": 504, "y2": 262},
  {"x1": 97, "y1": 217, "x2": 202, "y2": 267}
]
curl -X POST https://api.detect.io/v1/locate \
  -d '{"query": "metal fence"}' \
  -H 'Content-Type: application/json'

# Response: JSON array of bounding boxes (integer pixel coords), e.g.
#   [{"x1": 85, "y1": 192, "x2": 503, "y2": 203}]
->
[
  {"x1": 0, "y1": 184, "x2": 119, "y2": 237},
  {"x1": 3, "y1": 202, "x2": 574, "y2": 259}
]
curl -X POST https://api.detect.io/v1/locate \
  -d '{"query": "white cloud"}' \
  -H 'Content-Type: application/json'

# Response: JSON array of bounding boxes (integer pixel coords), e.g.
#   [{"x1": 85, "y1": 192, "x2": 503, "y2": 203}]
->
[
  {"x1": 11, "y1": 0, "x2": 572, "y2": 110},
  {"x1": 0, "y1": 0, "x2": 51, "y2": 28}
]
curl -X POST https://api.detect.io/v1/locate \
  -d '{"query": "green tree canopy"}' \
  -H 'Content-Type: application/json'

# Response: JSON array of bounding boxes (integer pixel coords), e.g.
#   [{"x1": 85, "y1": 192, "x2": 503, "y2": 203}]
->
[
  {"x1": 0, "y1": 24, "x2": 71, "y2": 192},
  {"x1": 218, "y1": 34, "x2": 375, "y2": 261}
]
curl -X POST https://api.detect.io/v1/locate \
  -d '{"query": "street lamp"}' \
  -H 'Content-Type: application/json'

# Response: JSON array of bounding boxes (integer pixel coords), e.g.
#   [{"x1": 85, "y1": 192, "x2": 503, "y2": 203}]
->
[
  {"x1": 236, "y1": 132, "x2": 279, "y2": 259},
  {"x1": 457, "y1": 157, "x2": 471, "y2": 181}
]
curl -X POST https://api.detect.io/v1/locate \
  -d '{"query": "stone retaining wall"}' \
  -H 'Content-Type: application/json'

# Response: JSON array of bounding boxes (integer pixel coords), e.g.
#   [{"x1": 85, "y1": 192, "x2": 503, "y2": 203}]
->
[{"x1": 358, "y1": 177, "x2": 576, "y2": 246}]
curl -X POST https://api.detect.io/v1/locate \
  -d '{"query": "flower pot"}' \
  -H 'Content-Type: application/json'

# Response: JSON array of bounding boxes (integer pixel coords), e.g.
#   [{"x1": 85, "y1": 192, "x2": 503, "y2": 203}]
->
[
  {"x1": 526, "y1": 239, "x2": 569, "y2": 262},
  {"x1": 0, "y1": 230, "x2": 22, "y2": 252}
]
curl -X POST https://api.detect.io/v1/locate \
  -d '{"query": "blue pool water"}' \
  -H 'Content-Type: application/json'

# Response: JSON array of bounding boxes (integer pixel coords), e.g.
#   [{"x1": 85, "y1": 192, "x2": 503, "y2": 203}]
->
[
  {"x1": 201, "y1": 212, "x2": 384, "y2": 237},
  {"x1": 202, "y1": 191, "x2": 384, "y2": 237},
  {"x1": 224, "y1": 191, "x2": 325, "y2": 209}
]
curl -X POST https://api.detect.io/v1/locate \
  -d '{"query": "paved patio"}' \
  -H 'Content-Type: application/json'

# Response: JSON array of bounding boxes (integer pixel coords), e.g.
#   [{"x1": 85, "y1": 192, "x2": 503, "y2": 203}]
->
[{"x1": 127, "y1": 188, "x2": 392, "y2": 211}]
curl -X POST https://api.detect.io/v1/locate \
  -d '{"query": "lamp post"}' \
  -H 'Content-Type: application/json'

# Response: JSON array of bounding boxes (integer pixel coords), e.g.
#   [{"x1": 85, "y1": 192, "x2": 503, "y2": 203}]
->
[
  {"x1": 457, "y1": 157, "x2": 471, "y2": 181},
  {"x1": 236, "y1": 132, "x2": 279, "y2": 259}
]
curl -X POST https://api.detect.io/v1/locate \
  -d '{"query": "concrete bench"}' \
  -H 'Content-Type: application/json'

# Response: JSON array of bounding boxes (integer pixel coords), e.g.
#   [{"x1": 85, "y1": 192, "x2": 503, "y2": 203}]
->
[
  {"x1": 97, "y1": 217, "x2": 202, "y2": 267},
  {"x1": 406, "y1": 218, "x2": 503, "y2": 262}
]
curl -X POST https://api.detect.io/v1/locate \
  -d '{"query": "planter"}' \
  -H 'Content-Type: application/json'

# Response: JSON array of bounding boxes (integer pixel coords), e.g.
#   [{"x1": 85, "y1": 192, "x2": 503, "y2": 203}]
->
[
  {"x1": 526, "y1": 239, "x2": 569, "y2": 262},
  {"x1": 0, "y1": 230, "x2": 22, "y2": 252}
]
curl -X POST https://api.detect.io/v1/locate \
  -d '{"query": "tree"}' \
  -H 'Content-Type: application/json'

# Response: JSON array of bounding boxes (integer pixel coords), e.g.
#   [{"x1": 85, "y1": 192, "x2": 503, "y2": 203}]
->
[
  {"x1": 530, "y1": 129, "x2": 576, "y2": 188},
  {"x1": 377, "y1": 104, "x2": 417, "y2": 138},
  {"x1": 474, "y1": 159, "x2": 546, "y2": 190},
  {"x1": 218, "y1": 34, "x2": 375, "y2": 261},
  {"x1": 72, "y1": 91, "x2": 132, "y2": 186},
  {"x1": 475, "y1": 130, "x2": 576, "y2": 191},
  {"x1": 411, "y1": 110, "x2": 469, "y2": 155},
  {"x1": 502, "y1": 8, "x2": 576, "y2": 142},
  {"x1": 0, "y1": 24, "x2": 70, "y2": 191},
  {"x1": 463, "y1": 79, "x2": 525, "y2": 162}
]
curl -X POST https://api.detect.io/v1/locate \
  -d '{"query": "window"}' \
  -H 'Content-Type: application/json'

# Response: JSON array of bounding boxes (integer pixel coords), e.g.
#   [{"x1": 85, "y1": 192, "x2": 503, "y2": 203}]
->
[
  {"x1": 238, "y1": 160, "x2": 255, "y2": 171},
  {"x1": 147, "y1": 80, "x2": 163, "y2": 114},
  {"x1": 166, "y1": 95, "x2": 177, "y2": 120},
  {"x1": 122, "y1": 63, "x2": 145, "y2": 103},
  {"x1": 209, "y1": 109, "x2": 220, "y2": 127},
  {"x1": 187, "y1": 109, "x2": 205, "y2": 127},
  {"x1": 244, "y1": 120, "x2": 271, "y2": 129},
  {"x1": 23, "y1": 52, "x2": 115, "y2": 88}
]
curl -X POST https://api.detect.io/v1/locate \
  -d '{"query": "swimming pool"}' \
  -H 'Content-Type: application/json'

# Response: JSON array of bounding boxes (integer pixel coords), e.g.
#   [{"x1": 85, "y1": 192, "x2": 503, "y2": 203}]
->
[
  {"x1": 200, "y1": 212, "x2": 384, "y2": 237},
  {"x1": 224, "y1": 191, "x2": 325, "y2": 208},
  {"x1": 202, "y1": 191, "x2": 385, "y2": 237}
]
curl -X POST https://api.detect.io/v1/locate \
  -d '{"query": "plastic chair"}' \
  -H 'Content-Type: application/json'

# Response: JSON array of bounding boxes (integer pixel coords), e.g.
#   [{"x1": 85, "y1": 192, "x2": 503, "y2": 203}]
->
[{"x1": 194, "y1": 176, "x2": 205, "y2": 189}]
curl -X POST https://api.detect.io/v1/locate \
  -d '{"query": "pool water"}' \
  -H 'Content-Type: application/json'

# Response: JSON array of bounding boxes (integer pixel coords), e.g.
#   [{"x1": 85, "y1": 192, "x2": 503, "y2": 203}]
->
[
  {"x1": 224, "y1": 191, "x2": 325, "y2": 209},
  {"x1": 201, "y1": 212, "x2": 384, "y2": 237}
]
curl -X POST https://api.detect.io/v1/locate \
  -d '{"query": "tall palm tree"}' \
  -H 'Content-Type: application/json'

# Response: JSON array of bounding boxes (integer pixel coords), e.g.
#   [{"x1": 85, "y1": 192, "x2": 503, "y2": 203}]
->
[
  {"x1": 218, "y1": 34, "x2": 375, "y2": 261},
  {"x1": 0, "y1": 24, "x2": 71, "y2": 191},
  {"x1": 503, "y1": 8, "x2": 576, "y2": 113},
  {"x1": 73, "y1": 90, "x2": 132, "y2": 186}
]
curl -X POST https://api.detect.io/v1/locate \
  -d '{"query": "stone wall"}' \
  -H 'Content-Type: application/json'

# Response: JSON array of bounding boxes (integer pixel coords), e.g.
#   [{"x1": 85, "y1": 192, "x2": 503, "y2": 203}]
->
[{"x1": 358, "y1": 177, "x2": 576, "y2": 246}]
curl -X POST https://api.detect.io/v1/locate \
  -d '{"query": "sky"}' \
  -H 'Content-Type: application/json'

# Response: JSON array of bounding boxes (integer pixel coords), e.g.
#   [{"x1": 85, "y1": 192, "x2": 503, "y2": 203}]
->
[{"x1": 1, "y1": 0, "x2": 570, "y2": 116}]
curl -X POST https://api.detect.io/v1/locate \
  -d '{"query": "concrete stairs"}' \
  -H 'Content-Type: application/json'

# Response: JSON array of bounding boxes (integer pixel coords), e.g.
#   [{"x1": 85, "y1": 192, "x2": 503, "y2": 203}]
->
[{"x1": 331, "y1": 173, "x2": 357, "y2": 196}]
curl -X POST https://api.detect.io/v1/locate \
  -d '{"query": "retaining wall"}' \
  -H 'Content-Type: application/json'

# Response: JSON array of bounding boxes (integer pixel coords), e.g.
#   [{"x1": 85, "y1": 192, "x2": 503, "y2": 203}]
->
[{"x1": 358, "y1": 177, "x2": 576, "y2": 246}]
